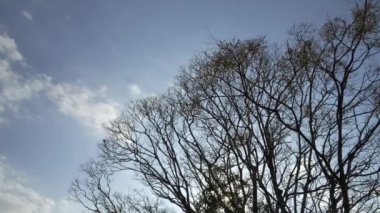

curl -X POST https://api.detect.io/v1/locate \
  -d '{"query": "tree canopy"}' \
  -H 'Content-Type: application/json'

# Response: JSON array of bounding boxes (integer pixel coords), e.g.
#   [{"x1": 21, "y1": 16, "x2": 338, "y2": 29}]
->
[{"x1": 70, "y1": 1, "x2": 380, "y2": 212}]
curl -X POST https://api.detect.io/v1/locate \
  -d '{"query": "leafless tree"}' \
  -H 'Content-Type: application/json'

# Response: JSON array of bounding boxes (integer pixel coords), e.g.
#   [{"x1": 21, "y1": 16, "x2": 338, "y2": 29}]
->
[
  {"x1": 72, "y1": 1, "x2": 380, "y2": 212},
  {"x1": 69, "y1": 160, "x2": 172, "y2": 213}
]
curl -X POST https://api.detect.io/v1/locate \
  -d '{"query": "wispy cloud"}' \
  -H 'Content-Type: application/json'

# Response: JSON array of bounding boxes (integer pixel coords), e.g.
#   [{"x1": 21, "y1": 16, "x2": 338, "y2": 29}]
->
[
  {"x1": 0, "y1": 156, "x2": 54, "y2": 213},
  {"x1": 21, "y1": 10, "x2": 33, "y2": 22},
  {"x1": 0, "y1": 36, "x2": 50, "y2": 123},
  {"x1": 0, "y1": 156, "x2": 81, "y2": 213},
  {"x1": 0, "y1": 34, "x2": 121, "y2": 133},
  {"x1": 0, "y1": 61, "x2": 50, "y2": 106},
  {"x1": 127, "y1": 83, "x2": 142, "y2": 96}
]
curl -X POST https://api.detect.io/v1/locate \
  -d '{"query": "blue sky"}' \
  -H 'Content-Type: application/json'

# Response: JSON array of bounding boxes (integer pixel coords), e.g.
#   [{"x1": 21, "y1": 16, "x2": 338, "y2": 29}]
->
[{"x1": 0, "y1": 0, "x2": 352, "y2": 212}]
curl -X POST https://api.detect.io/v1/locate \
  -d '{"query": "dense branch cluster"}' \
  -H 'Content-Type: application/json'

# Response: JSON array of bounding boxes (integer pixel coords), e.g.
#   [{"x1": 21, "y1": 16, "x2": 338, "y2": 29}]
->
[{"x1": 71, "y1": 1, "x2": 380, "y2": 212}]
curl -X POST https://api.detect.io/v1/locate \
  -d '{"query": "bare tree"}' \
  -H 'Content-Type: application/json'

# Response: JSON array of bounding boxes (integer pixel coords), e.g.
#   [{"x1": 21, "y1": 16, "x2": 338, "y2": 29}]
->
[
  {"x1": 69, "y1": 160, "x2": 172, "y2": 213},
  {"x1": 72, "y1": 1, "x2": 380, "y2": 212}
]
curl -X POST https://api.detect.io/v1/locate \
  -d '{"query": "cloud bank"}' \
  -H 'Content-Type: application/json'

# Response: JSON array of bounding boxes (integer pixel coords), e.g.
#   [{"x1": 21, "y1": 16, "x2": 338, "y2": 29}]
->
[{"x1": 0, "y1": 34, "x2": 120, "y2": 133}]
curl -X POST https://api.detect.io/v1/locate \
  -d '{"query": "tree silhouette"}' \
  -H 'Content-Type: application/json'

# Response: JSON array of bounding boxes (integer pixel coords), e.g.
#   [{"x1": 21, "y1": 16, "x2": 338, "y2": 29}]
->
[{"x1": 71, "y1": 1, "x2": 380, "y2": 212}]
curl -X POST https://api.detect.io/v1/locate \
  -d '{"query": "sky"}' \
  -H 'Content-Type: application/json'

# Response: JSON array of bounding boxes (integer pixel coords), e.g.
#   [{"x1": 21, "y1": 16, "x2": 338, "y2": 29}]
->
[{"x1": 0, "y1": 0, "x2": 353, "y2": 212}]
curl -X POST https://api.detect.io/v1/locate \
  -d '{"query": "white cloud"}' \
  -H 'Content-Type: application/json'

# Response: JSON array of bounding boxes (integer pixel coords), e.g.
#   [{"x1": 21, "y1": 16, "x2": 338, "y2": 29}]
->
[
  {"x1": 0, "y1": 60, "x2": 50, "y2": 107},
  {"x1": 0, "y1": 35, "x2": 23, "y2": 62},
  {"x1": 0, "y1": 37, "x2": 50, "y2": 122},
  {"x1": 0, "y1": 39, "x2": 51, "y2": 122},
  {"x1": 0, "y1": 34, "x2": 121, "y2": 133},
  {"x1": 47, "y1": 83, "x2": 121, "y2": 133},
  {"x1": 21, "y1": 10, "x2": 33, "y2": 21},
  {"x1": 0, "y1": 156, "x2": 54, "y2": 213},
  {"x1": 127, "y1": 83, "x2": 142, "y2": 96},
  {"x1": 0, "y1": 156, "x2": 82, "y2": 213}
]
